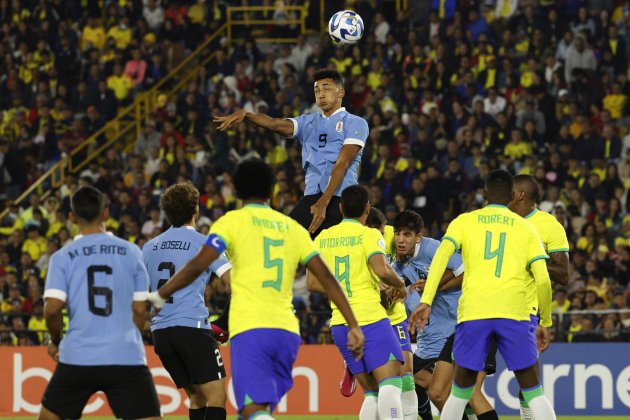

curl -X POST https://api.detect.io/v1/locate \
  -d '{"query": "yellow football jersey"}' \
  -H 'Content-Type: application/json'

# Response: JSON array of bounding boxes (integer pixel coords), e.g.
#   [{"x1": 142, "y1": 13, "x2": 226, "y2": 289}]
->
[
  {"x1": 523, "y1": 208, "x2": 570, "y2": 315},
  {"x1": 210, "y1": 204, "x2": 318, "y2": 337},
  {"x1": 315, "y1": 219, "x2": 389, "y2": 326},
  {"x1": 383, "y1": 225, "x2": 407, "y2": 324},
  {"x1": 426, "y1": 205, "x2": 548, "y2": 323}
]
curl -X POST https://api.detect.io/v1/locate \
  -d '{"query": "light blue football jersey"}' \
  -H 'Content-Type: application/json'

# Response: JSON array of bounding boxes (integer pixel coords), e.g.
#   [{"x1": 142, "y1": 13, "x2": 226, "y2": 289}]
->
[
  {"x1": 393, "y1": 237, "x2": 464, "y2": 359},
  {"x1": 43, "y1": 233, "x2": 149, "y2": 366},
  {"x1": 143, "y1": 226, "x2": 231, "y2": 331},
  {"x1": 289, "y1": 107, "x2": 369, "y2": 196}
]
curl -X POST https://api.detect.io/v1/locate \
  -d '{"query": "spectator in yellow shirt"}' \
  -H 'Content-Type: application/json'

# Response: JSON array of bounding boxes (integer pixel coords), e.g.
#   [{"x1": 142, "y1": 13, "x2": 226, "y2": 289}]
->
[
  {"x1": 107, "y1": 64, "x2": 134, "y2": 101},
  {"x1": 106, "y1": 16, "x2": 133, "y2": 50},
  {"x1": 80, "y1": 16, "x2": 106, "y2": 51},
  {"x1": 551, "y1": 288, "x2": 571, "y2": 314},
  {"x1": 603, "y1": 83, "x2": 627, "y2": 120},
  {"x1": 504, "y1": 129, "x2": 532, "y2": 160},
  {"x1": 21, "y1": 225, "x2": 48, "y2": 262},
  {"x1": 27, "y1": 300, "x2": 47, "y2": 343}
]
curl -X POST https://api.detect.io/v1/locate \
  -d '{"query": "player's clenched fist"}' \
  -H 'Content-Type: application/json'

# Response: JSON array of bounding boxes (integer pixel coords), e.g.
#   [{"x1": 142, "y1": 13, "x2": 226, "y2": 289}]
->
[
  {"x1": 346, "y1": 326, "x2": 364, "y2": 360},
  {"x1": 147, "y1": 291, "x2": 167, "y2": 309}
]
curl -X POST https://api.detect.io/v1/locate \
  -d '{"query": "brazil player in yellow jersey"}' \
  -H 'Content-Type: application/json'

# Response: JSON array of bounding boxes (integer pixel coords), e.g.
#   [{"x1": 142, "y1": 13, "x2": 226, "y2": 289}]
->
[
  {"x1": 411, "y1": 170, "x2": 557, "y2": 420},
  {"x1": 509, "y1": 174, "x2": 570, "y2": 420},
  {"x1": 148, "y1": 159, "x2": 364, "y2": 420},
  {"x1": 308, "y1": 185, "x2": 407, "y2": 420}
]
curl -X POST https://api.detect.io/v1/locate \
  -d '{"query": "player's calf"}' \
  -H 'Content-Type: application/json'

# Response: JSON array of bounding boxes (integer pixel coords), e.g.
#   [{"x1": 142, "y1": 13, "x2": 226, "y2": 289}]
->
[{"x1": 513, "y1": 365, "x2": 556, "y2": 420}]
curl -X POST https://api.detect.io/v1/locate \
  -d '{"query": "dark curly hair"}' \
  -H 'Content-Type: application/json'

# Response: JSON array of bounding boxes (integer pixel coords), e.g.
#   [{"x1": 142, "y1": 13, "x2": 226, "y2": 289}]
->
[{"x1": 160, "y1": 181, "x2": 199, "y2": 227}]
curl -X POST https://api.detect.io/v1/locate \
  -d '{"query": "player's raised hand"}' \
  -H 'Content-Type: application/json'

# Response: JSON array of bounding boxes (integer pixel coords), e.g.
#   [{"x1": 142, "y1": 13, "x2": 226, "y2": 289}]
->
[
  {"x1": 390, "y1": 285, "x2": 407, "y2": 303},
  {"x1": 308, "y1": 198, "x2": 328, "y2": 234},
  {"x1": 213, "y1": 109, "x2": 247, "y2": 131},
  {"x1": 409, "y1": 303, "x2": 431, "y2": 333},
  {"x1": 347, "y1": 326, "x2": 364, "y2": 360},
  {"x1": 535, "y1": 325, "x2": 550, "y2": 353}
]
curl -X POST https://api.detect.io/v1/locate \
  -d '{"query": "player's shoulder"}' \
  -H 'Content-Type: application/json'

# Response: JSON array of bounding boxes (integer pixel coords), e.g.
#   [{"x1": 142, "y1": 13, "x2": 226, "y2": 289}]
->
[{"x1": 344, "y1": 112, "x2": 368, "y2": 127}]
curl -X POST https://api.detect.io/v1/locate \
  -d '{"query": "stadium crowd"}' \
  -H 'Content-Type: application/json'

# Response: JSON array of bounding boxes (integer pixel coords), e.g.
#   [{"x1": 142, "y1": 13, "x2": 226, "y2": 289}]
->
[{"x1": 1, "y1": 0, "x2": 630, "y2": 346}]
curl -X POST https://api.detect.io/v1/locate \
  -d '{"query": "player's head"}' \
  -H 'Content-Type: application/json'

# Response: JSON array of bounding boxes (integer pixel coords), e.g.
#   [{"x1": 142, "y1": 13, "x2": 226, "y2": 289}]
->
[
  {"x1": 509, "y1": 174, "x2": 539, "y2": 214},
  {"x1": 161, "y1": 181, "x2": 199, "y2": 227},
  {"x1": 70, "y1": 186, "x2": 108, "y2": 224},
  {"x1": 485, "y1": 169, "x2": 514, "y2": 205},
  {"x1": 313, "y1": 69, "x2": 344, "y2": 113},
  {"x1": 233, "y1": 159, "x2": 274, "y2": 201},
  {"x1": 393, "y1": 210, "x2": 423, "y2": 257},
  {"x1": 366, "y1": 207, "x2": 386, "y2": 235},
  {"x1": 340, "y1": 185, "x2": 370, "y2": 220}
]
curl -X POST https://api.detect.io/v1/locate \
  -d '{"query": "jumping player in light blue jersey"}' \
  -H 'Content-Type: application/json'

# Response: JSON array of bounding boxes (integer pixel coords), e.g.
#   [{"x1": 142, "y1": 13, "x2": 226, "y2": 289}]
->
[
  {"x1": 143, "y1": 182, "x2": 231, "y2": 420},
  {"x1": 212, "y1": 68, "x2": 369, "y2": 343},
  {"x1": 40, "y1": 186, "x2": 161, "y2": 420}
]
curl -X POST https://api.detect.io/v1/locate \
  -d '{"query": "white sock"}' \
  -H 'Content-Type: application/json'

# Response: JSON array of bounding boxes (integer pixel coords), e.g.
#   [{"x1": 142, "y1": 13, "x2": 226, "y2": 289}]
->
[
  {"x1": 528, "y1": 395, "x2": 556, "y2": 420},
  {"x1": 520, "y1": 405, "x2": 534, "y2": 420},
  {"x1": 467, "y1": 415, "x2": 478, "y2": 420},
  {"x1": 401, "y1": 374, "x2": 418, "y2": 420},
  {"x1": 360, "y1": 393, "x2": 379, "y2": 420},
  {"x1": 249, "y1": 412, "x2": 274, "y2": 420},
  {"x1": 441, "y1": 395, "x2": 470, "y2": 420},
  {"x1": 378, "y1": 379, "x2": 403, "y2": 419}
]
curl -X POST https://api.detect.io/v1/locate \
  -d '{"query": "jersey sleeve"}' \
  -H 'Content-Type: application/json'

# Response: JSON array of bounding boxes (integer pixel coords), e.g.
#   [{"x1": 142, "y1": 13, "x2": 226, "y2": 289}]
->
[
  {"x1": 343, "y1": 116, "x2": 369, "y2": 148},
  {"x1": 364, "y1": 227, "x2": 387, "y2": 262},
  {"x1": 526, "y1": 226, "x2": 549, "y2": 267},
  {"x1": 442, "y1": 215, "x2": 465, "y2": 252},
  {"x1": 207, "y1": 214, "x2": 233, "y2": 254},
  {"x1": 287, "y1": 113, "x2": 310, "y2": 142},
  {"x1": 131, "y1": 244, "x2": 150, "y2": 301},
  {"x1": 209, "y1": 252, "x2": 232, "y2": 278},
  {"x1": 447, "y1": 251, "x2": 464, "y2": 277},
  {"x1": 43, "y1": 252, "x2": 68, "y2": 302},
  {"x1": 546, "y1": 218, "x2": 570, "y2": 254},
  {"x1": 295, "y1": 223, "x2": 319, "y2": 265}
]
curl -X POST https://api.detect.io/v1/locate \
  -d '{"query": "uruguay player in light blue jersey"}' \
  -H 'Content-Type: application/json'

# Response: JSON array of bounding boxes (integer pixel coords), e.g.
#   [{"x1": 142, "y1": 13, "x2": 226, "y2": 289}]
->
[
  {"x1": 143, "y1": 182, "x2": 231, "y2": 420},
  {"x1": 40, "y1": 186, "x2": 161, "y2": 420},
  {"x1": 390, "y1": 210, "x2": 463, "y2": 420},
  {"x1": 214, "y1": 68, "x2": 369, "y2": 237}
]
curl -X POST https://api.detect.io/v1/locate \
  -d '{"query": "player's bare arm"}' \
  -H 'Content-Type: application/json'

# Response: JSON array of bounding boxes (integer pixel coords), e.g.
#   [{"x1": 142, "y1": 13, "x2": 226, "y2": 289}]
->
[
  {"x1": 306, "y1": 254, "x2": 364, "y2": 359},
  {"x1": 149, "y1": 245, "x2": 219, "y2": 307},
  {"x1": 213, "y1": 109, "x2": 294, "y2": 138},
  {"x1": 368, "y1": 252, "x2": 406, "y2": 299},
  {"x1": 547, "y1": 251, "x2": 569, "y2": 286},
  {"x1": 305, "y1": 269, "x2": 326, "y2": 293},
  {"x1": 439, "y1": 272, "x2": 463, "y2": 291},
  {"x1": 44, "y1": 297, "x2": 65, "y2": 361},
  {"x1": 132, "y1": 301, "x2": 149, "y2": 331},
  {"x1": 308, "y1": 144, "x2": 362, "y2": 233},
  {"x1": 530, "y1": 258, "x2": 553, "y2": 328}
]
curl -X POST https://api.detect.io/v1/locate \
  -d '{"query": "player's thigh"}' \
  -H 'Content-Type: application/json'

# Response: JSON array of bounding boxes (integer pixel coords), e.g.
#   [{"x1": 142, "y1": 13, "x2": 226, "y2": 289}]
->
[
  {"x1": 363, "y1": 319, "x2": 404, "y2": 378},
  {"x1": 493, "y1": 317, "x2": 537, "y2": 372},
  {"x1": 154, "y1": 327, "x2": 226, "y2": 389},
  {"x1": 101, "y1": 365, "x2": 161, "y2": 419},
  {"x1": 321, "y1": 196, "x2": 343, "y2": 229},
  {"x1": 41, "y1": 363, "x2": 98, "y2": 420},
  {"x1": 197, "y1": 378, "x2": 227, "y2": 407},
  {"x1": 428, "y1": 361, "x2": 453, "y2": 406},
  {"x1": 453, "y1": 320, "x2": 493, "y2": 372},
  {"x1": 288, "y1": 194, "x2": 318, "y2": 229},
  {"x1": 355, "y1": 372, "x2": 379, "y2": 393},
  {"x1": 412, "y1": 353, "x2": 436, "y2": 388}
]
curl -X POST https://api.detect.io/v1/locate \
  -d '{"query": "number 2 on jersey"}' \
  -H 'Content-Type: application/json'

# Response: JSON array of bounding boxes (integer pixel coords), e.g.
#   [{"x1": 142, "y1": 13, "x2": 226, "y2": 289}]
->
[
  {"x1": 484, "y1": 231, "x2": 506, "y2": 277},
  {"x1": 157, "y1": 262, "x2": 175, "y2": 304},
  {"x1": 334, "y1": 255, "x2": 351, "y2": 297},
  {"x1": 262, "y1": 237, "x2": 284, "y2": 291}
]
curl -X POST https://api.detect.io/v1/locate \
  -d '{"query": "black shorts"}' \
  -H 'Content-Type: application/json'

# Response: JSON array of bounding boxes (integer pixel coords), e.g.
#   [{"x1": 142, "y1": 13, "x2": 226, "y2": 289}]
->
[
  {"x1": 413, "y1": 354, "x2": 437, "y2": 374},
  {"x1": 437, "y1": 333, "x2": 497, "y2": 375},
  {"x1": 42, "y1": 363, "x2": 160, "y2": 419},
  {"x1": 153, "y1": 326, "x2": 226, "y2": 388},
  {"x1": 289, "y1": 194, "x2": 343, "y2": 238}
]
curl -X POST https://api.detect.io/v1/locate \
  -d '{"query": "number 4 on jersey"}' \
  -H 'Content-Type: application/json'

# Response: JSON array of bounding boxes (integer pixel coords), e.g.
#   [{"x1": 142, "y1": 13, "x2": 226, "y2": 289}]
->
[{"x1": 484, "y1": 231, "x2": 506, "y2": 277}]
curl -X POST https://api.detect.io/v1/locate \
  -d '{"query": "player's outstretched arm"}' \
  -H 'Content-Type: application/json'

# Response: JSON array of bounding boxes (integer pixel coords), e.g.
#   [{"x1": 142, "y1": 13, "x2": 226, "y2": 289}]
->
[
  {"x1": 308, "y1": 145, "x2": 362, "y2": 233},
  {"x1": 148, "y1": 245, "x2": 219, "y2": 308},
  {"x1": 306, "y1": 255, "x2": 364, "y2": 359},
  {"x1": 531, "y1": 259, "x2": 553, "y2": 328},
  {"x1": 44, "y1": 297, "x2": 65, "y2": 361},
  {"x1": 368, "y1": 253, "x2": 406, "y2": 295},
  {"x1": 213, "y1": 108, "x2": 294, "y2": 137},
  {"x1": 547, "y1": 251, "x2": 569, "y2": 286}
]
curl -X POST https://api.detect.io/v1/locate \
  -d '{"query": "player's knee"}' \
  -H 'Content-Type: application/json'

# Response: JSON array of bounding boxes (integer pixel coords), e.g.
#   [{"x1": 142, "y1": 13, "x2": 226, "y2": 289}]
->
[
  {"x1": 200, "y1": 379, "x2": 227, "y2": 406},
  {"x1": 428, "y1": 384, "x2": 448, "y2": 407}
]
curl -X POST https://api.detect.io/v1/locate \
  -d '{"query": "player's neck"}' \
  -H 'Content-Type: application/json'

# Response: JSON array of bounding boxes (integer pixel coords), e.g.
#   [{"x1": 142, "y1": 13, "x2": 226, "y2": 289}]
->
[
  {"x1": 78, "y1": 224, "x2": 107, "y2": 235},
  {"x1": 242, "y1": 199, "x2": 270, "y2": 207},
  {"x1": 322, "y1": 104, "x2": 342, "y2": 117},
  {"x1": 521, "y1": 204, "x2": 536, "y2": 218}
]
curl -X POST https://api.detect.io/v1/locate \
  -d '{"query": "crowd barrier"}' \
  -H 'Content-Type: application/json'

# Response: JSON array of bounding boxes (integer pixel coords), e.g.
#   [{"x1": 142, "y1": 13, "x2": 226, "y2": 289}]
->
[{"x1": 1, "y1": 343, "x2": 629, "y2": 416}]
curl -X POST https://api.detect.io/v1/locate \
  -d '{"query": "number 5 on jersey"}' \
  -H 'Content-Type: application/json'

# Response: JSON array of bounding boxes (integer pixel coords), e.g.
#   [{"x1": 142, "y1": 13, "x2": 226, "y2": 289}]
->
[{"x1": 263, "y1": 237, "x2": 284, "y2": 291}]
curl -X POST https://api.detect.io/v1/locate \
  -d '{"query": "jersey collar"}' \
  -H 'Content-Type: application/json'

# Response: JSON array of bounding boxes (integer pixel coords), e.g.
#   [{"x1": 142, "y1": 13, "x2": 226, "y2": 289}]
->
[
  {"x1": 486, "y1": 204, "x2": 508, "y2": 209},
  {"x1": 413, "y1": 240, "x2": 422, "y2": 259},
  {"x1": 342, "y1": 218, "x2": 362, "y2": 225},
  {"x1": 320, "y1": 107, "x2": 346, "y2": 119},
  {"x1": 524, "y1": 208, "x2": 538, "y2": 219}
]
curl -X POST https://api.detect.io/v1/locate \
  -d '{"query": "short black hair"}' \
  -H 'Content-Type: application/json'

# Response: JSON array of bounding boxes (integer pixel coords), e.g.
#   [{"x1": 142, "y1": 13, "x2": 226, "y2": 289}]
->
[
  {"x1": 233, "y1": 159, "x2": 274, "y2": 200},
  {"x1": 485, "y1": 169, "x2": 514, "y2": 204},
  {"x1": 393, "y1": 210, "x2": 424, "y2": 234},
  {"x1": 71, "y1": 186, "x2": 105, "y2": 223},
  {"x1": 341, "y1": 185, "x2": 369, "y2": 218},
  {"x1": 313, "y1": 69, "x2": 344, "y2": 88},
  {"x1": 366, "y1": 207, "x2": 386, "y2": 229},
  {"x1": 161, "y1": 182, "x2": 199, "y2": 227},
  {"x1": 514, "y1": 174, "x2": 539, "y2": 202}
]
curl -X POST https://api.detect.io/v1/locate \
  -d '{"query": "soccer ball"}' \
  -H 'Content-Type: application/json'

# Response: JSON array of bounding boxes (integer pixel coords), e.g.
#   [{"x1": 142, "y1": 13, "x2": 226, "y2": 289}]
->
[{"x1": 328, "y1": 10, "x2": 364, "y2": 45}]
